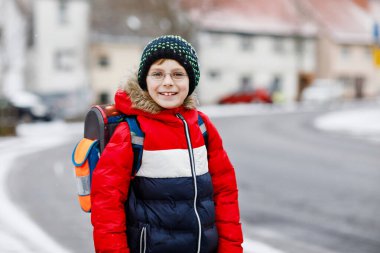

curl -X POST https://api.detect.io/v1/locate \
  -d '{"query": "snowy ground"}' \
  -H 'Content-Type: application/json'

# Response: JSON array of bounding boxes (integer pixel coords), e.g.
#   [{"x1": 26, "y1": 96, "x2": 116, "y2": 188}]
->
[
  {"x1": 0, "y1": 122, "x2": 81, "y2": 253},
  {"x1": 314, "y1": 107, "x2": 380, "y2": 143},
  {"x1": 0, "y1": 104, "x2": 379, "y2": 253}
]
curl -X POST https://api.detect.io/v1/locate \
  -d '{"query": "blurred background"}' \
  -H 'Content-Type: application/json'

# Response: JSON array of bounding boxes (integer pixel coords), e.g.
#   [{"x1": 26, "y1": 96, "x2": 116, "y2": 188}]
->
[
  {"x1": 0, "y1": 0, "x2": 379, "y2": 253},
  {"x1": 0, "y1": 0, "x2": 379, "y2": 121}
]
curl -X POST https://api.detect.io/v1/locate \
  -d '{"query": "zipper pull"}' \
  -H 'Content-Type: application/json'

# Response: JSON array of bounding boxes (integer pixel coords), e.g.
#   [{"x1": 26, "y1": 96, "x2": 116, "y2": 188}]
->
[{"x1": 176, "y1": 113, "x2": 185, "y2": 121}]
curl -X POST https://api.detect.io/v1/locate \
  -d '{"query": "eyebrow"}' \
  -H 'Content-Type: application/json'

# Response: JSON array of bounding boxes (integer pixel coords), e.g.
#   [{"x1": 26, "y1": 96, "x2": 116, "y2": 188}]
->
[{"x1": 149, "y1": 67, "x2": 186, "y2": 72}]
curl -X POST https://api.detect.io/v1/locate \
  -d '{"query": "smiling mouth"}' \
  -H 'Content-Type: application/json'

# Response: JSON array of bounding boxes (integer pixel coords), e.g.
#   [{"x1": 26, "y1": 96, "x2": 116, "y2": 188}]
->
[{"x1": 159, "y1": 92, "x2": 178, "y2": 96}]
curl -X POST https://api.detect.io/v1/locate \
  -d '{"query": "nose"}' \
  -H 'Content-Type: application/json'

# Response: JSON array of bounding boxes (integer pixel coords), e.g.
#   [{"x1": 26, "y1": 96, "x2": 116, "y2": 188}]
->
[{"x1": 162, "y1": 73, "x2": 174, "y2": 86}]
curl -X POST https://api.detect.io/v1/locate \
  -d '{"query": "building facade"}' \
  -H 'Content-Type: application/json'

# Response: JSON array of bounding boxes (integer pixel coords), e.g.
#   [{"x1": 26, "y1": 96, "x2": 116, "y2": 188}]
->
[
  {"x1": 188, "y1": 0, "x2": 317, "y2": 104},
  {"x1": 30, "y1": 0, "x2": 90, "y2": 117},
  {"x1": 197, "y1": 31, "x2": 316, "y2": 104},
  {"x1": 89, "y1": 39, "x2": 142, "y2": 104},
  {"x1": 0, "y1": 0, "x2": 30, "y2": 97},
  {"x1": 304, "y1": 0, "x2": 380, "y2": 99}
]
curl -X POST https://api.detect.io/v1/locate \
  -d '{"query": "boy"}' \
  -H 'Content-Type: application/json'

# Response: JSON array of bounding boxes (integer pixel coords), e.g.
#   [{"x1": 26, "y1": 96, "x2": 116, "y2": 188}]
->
[{"x1": 91, "y1": 35, "x2": 243, "y2": 253}]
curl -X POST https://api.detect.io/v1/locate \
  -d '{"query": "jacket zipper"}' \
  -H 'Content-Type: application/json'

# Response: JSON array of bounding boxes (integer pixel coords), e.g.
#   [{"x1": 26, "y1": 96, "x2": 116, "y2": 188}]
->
[
  {"x1": 176, "y1": 113, "x2": 201, "y2": 253},
  {"x1": 139, "y1": 226, "x2": 147, "y2": 253}
]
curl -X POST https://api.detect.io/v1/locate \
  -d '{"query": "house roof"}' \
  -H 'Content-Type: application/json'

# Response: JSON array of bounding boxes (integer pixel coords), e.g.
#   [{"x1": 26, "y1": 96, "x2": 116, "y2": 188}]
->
[
  {"x1": 300, "y1": 0, "x2": 373, "y2": 44},
  {"x1": 90, "y1": 0, "x2": 378, "y2": 44},
  {"x1": 90, "y1": 0, "x2": 193, "y2": 43},
  {"x1": 186, "y1": 0, "x2": 317, "y2": 37},
  {"x1": 186, "y1": 0, "x2": 377, "y2": 44}
]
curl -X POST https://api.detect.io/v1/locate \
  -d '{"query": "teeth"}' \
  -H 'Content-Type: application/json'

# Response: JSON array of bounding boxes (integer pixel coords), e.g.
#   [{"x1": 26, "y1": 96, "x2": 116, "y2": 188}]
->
[{"x1": 160, "y1": 92, "x2": 176, "y2": 96}]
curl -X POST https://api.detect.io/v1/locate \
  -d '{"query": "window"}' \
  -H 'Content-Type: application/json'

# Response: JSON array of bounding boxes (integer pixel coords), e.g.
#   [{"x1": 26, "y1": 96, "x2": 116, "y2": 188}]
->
[
  {"x1": 210, "y1": 33, "x2": 223, "y2": 46},
  {"x1": 341, "y1": 45, "x2": 350, "y2": 58},
  {"x1": 241, "y1": 36, "x2": 253, "y2": 51},
  {"x1": 294, "y1": 37, "x2": 304, "y2": 54},
  {"x1": 273, "y1": 37, "x2": 285, "y2": 53},
  {"x1": 240, "y1": 76, "x2": 252, "y2": 91},
  {"x1": 338, "y1": 76, "x2": 352, "y2": 87},
  {"x1": 58, "y1": 0, "x2": 68, "y2": 24},
  {"x1": 270, "y1": 76, "x2": 282, "y2": 93},
  {"x1": 208, "y1": 70, "x2": 221, "y2": 80},
  {"x1": 55, "y1": 50, "x2": 75, "y2": 71},
  {"x1": 364, "y1": 46, "x2": 371, "y2": 59},
  {"x1": 99, "y1": 92, "x2": 110, "y2": 104},
  {"x1": 98, "y1": 55, "x2": 110, "y2": 68}
]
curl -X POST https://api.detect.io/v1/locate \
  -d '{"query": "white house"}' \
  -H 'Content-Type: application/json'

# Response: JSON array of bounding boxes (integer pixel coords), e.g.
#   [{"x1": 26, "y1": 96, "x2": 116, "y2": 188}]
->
[
  {"x1": 0, "y1": 0, "x2": 30, "y2": 98},
  {"x1": 187, "y1": 0, "x2": 318, "y2": 104},
  {"x1": 302, "y1": 0, "x2": 380, "y2": 99},
  {"x1": 30, "y1": 0, "x2": 90, "y2": 117}
]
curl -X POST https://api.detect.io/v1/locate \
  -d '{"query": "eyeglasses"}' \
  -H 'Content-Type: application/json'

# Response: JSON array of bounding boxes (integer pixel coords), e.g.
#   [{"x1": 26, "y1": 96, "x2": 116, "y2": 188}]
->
[{"x1": 147, "y1": 71, "x2": 188, "y2": 81}]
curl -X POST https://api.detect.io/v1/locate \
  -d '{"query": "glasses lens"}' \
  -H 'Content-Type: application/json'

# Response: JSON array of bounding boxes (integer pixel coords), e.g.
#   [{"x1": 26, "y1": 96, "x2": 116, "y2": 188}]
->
[
  {"x1": 148, "y1": 72, "x2": 187, "y2": 81},
  {"x1": 151, "y1": 72, "x2": 164, "y2": 80},
  {"x1": 172, "y1": 72, "x2": 186, "y2": 80}
]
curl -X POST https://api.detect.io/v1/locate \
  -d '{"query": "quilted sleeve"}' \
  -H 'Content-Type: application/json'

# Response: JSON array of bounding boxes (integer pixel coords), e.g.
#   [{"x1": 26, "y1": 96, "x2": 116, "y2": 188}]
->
[
  {"x1": 199, "y1": 111, "x2": 243, "y2": 253},
  {"x1": 91, "y1": 122, "x2": 134, "y2": 253}
]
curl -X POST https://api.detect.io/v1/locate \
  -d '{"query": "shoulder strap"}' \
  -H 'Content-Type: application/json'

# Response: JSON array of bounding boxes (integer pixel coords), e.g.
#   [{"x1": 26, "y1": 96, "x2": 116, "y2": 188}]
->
[
  {"x1": 125, "y1": 116, "x2": 144, "y2": 175},
  {"x1": 197, "y1": 114, "x2": 208, "y2": 148}
]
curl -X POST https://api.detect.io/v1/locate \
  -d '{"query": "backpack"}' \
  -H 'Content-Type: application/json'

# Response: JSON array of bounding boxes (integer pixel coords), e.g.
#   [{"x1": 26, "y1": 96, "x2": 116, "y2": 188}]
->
[{"x1": 71, "y1": 104, "x2": 208, "y2": 213}]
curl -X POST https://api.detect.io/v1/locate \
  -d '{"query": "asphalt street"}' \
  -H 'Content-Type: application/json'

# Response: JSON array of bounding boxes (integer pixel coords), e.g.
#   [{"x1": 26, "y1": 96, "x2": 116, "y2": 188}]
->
[
  {"x1": 6, "y1": 108, "x2": 380, "y2": 253},
  {"x1": 214, "y1": 110, "x2": 380, "y2": 253}
]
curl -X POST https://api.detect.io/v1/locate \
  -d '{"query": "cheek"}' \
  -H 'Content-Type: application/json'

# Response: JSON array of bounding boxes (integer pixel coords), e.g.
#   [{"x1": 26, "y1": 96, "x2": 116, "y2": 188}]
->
[
  {"x1": 146, "y1": 80, "x2": 158, "y2": 96},
  {"x1": 180, "y1": 82, "x2": 189, "y2": 95}
]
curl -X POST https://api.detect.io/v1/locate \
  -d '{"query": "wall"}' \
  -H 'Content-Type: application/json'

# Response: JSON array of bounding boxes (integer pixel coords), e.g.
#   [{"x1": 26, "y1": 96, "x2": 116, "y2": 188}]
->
[
  {"x1": 0, "y1": 0, "x2": 27, "y2": 97},
  {"x1": 317, "y1": 35, "x2": 378, "y2": 97},
  {"x1": 197, "y1": 31, "x2": 316, "y2": 104},
  {"x1": 89, "y1": 42, "x2": 141, "y2": 104},
  {"x1": 32, "y1": 0, "x2": 89, "y2": 94}
]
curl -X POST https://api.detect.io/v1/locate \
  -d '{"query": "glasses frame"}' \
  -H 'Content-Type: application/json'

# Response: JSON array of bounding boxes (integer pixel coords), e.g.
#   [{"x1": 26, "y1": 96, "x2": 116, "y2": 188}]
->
[{"x1": 147, "y1": 71, "x2": 188, "y2": 82}]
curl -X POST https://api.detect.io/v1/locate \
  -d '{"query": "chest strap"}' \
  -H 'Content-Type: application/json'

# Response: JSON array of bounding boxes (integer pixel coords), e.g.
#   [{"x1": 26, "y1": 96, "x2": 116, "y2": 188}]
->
[{"x1": 126, "y1": 114, "x2": 209, "y2": 176}]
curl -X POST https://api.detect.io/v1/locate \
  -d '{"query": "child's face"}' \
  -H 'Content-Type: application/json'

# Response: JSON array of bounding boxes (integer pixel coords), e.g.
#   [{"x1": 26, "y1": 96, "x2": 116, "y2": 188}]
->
[{"x1": 146, "y1": 59, "x2": 190, "y2": 109}]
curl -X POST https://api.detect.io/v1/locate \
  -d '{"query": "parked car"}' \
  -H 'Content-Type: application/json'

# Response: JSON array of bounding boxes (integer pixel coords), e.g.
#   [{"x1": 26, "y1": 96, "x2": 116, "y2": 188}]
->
[
  {"x1": 218, "y1": 88, "x2": 272, "y2": 104},
  {"x1": 8, "y1": 91, "x2": 53, "y2": 122},
  {"x1": 301, "y1": 79, "x2": 344, "y2": 103}
]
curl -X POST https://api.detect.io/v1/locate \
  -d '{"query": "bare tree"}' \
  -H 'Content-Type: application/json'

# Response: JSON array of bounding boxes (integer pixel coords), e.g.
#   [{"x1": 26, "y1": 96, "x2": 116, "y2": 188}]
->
[{"x1": 91, "y1": 0, "x2": 195, "y2": 40}]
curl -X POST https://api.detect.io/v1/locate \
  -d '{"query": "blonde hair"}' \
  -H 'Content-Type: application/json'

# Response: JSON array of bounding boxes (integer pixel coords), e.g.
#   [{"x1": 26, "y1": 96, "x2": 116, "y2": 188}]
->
[{"x1": 153, "y1": 58, "x2": 167, "y2": 65}]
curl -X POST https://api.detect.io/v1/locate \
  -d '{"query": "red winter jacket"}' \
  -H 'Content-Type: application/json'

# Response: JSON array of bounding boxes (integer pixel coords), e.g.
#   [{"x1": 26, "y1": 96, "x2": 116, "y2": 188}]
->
[{"x1": 91, "y1": 79, "x2": 243, "y2": 253}]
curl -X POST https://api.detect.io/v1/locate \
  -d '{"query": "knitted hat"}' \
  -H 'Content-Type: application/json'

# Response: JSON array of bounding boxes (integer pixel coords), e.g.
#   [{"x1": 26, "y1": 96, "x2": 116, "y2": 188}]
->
[{"x1": 138, "y1": 35, "x2": 200, "y2": 95}]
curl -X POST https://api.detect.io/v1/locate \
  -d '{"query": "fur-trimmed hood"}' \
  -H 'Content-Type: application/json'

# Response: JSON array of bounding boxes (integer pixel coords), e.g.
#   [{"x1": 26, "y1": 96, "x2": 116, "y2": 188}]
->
[{"x1": 114, "y1": 74, "x2": 198, "y2": 116}]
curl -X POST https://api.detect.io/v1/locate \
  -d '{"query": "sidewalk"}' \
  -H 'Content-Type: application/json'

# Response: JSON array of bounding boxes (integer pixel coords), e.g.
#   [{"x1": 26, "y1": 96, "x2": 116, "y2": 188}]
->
[{"x1": 0, "y1": 121, "x2": 81, "y2": 253}]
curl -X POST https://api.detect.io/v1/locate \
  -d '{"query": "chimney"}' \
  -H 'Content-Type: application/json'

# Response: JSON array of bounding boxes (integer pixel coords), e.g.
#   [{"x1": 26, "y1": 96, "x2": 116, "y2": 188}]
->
[{"x1": 353, "y1": 0, "x2": 369, "y2": 11}]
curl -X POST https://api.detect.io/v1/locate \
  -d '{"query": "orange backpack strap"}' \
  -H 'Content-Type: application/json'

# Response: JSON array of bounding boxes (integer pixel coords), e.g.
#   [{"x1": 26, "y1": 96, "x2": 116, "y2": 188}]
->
[{"x1": 72, "y1": 138, "x2": 99, "y2": 213}]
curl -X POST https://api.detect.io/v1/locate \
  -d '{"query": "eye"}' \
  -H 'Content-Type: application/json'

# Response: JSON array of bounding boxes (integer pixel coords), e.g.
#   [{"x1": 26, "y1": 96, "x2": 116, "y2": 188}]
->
[
  {"x1": 151, "y1": 72, "x2": 164, "y2": 78},
  {"x1": 172, "y1": 72, "x2": 186, "y2": 78}
]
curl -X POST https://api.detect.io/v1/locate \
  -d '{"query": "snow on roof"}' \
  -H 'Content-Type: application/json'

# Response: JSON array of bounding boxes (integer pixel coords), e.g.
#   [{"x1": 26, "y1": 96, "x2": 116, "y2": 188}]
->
[
  {"x1": 90, "y1": 0, "x2": 377, "y2": 43},
  {"x1": 90, "y1": 0, "x2": 192, "y2": 43},
  {"x1": 190, "y1": 0, "x2": 317, "y2": 37},
  {"x1": 190, "y1": 0, "x2": 375, "y2": 43},
  {"x1": 302, "y1": 0, "x2": 373, "y2": 44}
]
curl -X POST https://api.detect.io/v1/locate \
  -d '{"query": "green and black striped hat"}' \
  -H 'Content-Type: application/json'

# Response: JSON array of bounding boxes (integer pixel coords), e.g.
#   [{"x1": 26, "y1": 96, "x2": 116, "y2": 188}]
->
[{"x1": 138, "y1": 35, "x2": 200, "y2": 95}]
